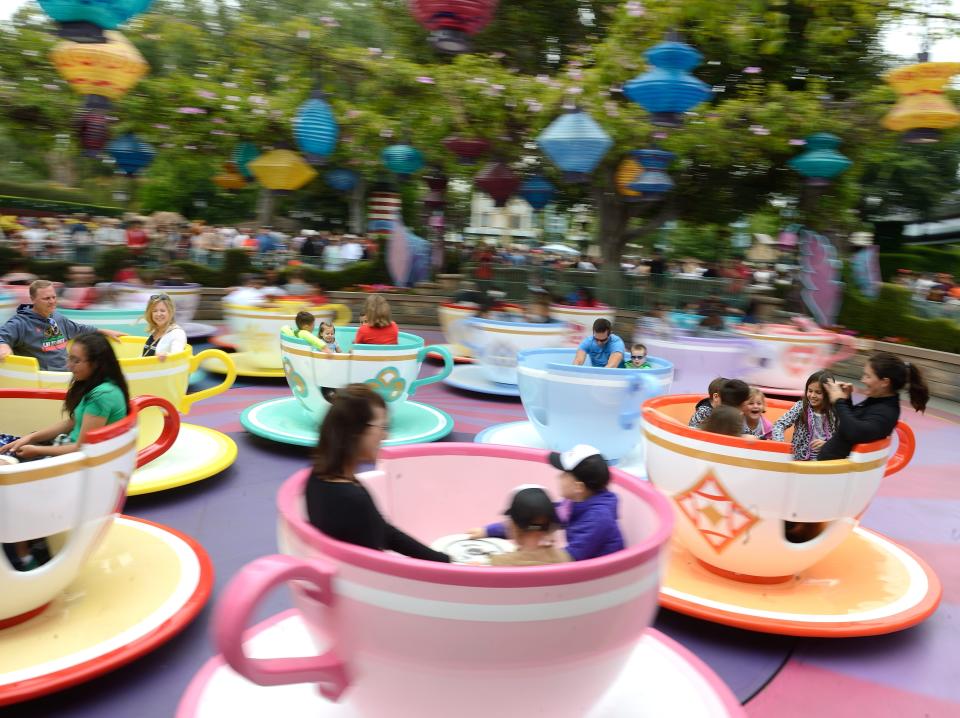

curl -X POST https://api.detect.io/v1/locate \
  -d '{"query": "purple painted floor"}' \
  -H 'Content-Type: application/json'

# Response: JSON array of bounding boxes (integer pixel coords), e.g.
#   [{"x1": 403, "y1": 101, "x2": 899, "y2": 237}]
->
[{"x1": 4, "y1": 328, "x2": 958, "y2": 718}]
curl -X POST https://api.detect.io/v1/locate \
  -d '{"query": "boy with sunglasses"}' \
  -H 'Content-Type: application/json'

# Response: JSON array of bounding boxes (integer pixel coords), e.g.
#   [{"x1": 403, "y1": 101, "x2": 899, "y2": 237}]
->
[{"x1": 624, "y1": 342, "x2": 651, "y2": 369}]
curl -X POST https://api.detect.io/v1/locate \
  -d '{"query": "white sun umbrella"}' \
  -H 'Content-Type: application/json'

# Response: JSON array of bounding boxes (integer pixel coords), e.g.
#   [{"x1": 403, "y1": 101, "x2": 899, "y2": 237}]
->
[{"x1": 540, "y1": 243, "x2": 581, "y2": 256}]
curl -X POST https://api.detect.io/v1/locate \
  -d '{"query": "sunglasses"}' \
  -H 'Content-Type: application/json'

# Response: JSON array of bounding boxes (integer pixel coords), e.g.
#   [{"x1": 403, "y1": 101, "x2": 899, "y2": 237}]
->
[
  {"x1": 149, "y1": 293, "x2": 171, "y2": 302},
  {"x1": 631, "y1": 354, "x2": 647, "y2": 361}
]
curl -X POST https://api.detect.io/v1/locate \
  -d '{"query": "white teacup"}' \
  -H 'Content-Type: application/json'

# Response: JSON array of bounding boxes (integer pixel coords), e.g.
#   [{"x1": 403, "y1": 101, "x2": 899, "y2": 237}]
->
[
  {"x1": 113, "y1": 283, "x2": 202, "y2": 322},
  {"x1": 642, "y1": 394, "x2": 916, "y2": 579},
  {"x1": 213, "y1": 443, "x2": 674, "y2": 717},
  {"x1": 437, "y1": 302, "x2": 478, "y2": 357},
  {"x1": 281, "y1": 327, "x2": 453, "y2": 420},
  {"x1": 548, "y1": 303, "x2": 616, "y2": 346},
  {"x1": 0, "y1": 292, "x2": 15, "y2": 325},
  {"x1": 0, "y1": 390, "x2": 179, "y2": 625},
  {"x1": 225, "y1": 301, "x2": 352, "y2": 369},
  {"x1": 464, "y1": 317, "x2": 568, "y2": 385},
  {"x1": 734, "y1": 323, "x2": 856, "y2": 391}
]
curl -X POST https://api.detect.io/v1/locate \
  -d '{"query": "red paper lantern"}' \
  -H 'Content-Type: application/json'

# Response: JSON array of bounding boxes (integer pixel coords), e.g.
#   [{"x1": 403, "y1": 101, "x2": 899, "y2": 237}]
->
[
  {"x1": 74, "y1": 106, "x2": 110, "y2": 153},
  {"x1": 442, "y1": 135, "x2": 491, "y2": 163},
  {"x1": 423, "y1": 171, "x2": 448, "y2": 210},
  {"x1": 474, "y1": 161, "x2": 519, "y2": 207},
  {"x1": 409, "y1": 0, "x2": 499, "y2": 53}
]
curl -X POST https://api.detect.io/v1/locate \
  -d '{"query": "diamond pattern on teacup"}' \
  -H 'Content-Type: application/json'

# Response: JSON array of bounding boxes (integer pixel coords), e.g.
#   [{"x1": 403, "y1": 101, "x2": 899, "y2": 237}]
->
[{"x1": 674, "y1": 469, "x2": 759, "y2": 554}]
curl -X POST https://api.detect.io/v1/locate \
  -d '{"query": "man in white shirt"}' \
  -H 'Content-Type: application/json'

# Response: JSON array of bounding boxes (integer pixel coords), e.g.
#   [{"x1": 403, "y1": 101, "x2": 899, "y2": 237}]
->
[
  {"x1": 340, "y1": 234, "x2": 363, "y2": 264},
  {"x1": 323, "y1": 235, "x2": 344, "y2": 272}
]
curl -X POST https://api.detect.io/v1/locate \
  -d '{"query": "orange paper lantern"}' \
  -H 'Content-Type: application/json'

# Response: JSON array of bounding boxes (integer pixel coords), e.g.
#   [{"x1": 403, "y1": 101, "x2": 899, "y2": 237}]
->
[
  {"x1": 615, "y1": 156, "x2": 643, "y2": 199},
  {"x1": 882, "y1": 61, "x2": 960, "y2": 143},
  {"x1": 51, "y1": 30, "x2": 148, "y2": 101}
]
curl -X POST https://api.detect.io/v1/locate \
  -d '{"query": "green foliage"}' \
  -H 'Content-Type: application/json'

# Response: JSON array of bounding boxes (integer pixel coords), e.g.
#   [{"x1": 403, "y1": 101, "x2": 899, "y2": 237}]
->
[
  {"x1": 94, "y1": 247, "x2": 135, "y2": 283},
  {"x1": 0, "y1": 247, "x2": 74, "y2": 283},
  {"x1": 171, "y1": 249, "x2": 254, "y2": 286},
  {"x1": 878, "y1": 247, "x2": 960, "y2": 280},
  {"x1": 838, "y1": 281, "x2": 960, "y2": 353}
]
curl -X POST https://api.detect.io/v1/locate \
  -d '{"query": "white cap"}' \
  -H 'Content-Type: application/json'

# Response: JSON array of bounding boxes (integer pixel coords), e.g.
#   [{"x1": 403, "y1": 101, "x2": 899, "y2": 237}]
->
[{"x1": 548, "y1": 444, "x2": 602, "y2": 472}]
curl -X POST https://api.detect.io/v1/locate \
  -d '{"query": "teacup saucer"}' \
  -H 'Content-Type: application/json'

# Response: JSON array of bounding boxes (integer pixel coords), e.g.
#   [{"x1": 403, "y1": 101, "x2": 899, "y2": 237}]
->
[
  {"x1": 660, "y1": 527, "x2": 942, "y2": 637},
  {"x1": 176, "y1": 610, "x2": 744, "y2": 718},
  {"x1": 425, "y1": 343, "x2": 474, "y2": 364},
  {"x1": 209, "y1": 333, "x2": 240, "y2": 351},
  {"x1": 474, "y1": 421, "x2": 647, "y2": 479},
  {"x1": 201, "y1": 352, "x2": 286, "y2": 379},
  {"x1": 0, "y1": 516, "x2": 213, "y2": 707},
  {"x1": 129, "y1": 423, "x2": 237, "y2": 495},
  {"x1": 443, "y1": 364, "x2": 521, "y2": 397},
  {"x1": 183, "y1": 322, "x2": 218, "y2": 340},
  {"x1": 240, "y1": 397, "x2": 454, "y2": 447}
]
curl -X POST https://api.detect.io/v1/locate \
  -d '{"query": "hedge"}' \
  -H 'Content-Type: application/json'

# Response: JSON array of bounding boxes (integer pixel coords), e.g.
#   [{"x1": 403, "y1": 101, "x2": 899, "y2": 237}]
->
[
  {"x1": 837, "y1": 280, "x2": 960, "y2": 354},
  {"x1": 0, "y1": 246, "x2": 73, "y2": 282},
  {"x1": 879, "y1": 247, "x2": 960, "y2": 281}
]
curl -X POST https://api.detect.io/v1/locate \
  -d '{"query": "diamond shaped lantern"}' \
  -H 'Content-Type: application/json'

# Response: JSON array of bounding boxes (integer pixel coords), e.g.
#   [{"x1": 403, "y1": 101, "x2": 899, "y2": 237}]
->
[
  {"x1": 475, "y1": 161, "x2": 520, "y2": 207},
  {"x1": 623, "y1": 36, "x2": 711, "y2": 128},
  {"x1": 107, "y1": 133, "x2": 155, "y2": 176},
  {"x1": 883, "y1": 57, "x2": 960, "y2": 144},
  {"x1": 249, "y1": 149, "x2": 318, "y2": 192},
  {"x1": 38, "y1": 0, "x2": 153, "y2": 42},
  {"x1": 51, "y1": 31, "x2": 148, "y2": 102},
  {"x1": 520, "y1": 175, "x2": 555, "y2": 210},
  {"x1": 628, "y1": 149, "x2": 675, "y2": 196},
  {"x1": 213, "y1": 162, "x2": 247, "y2": 191},
  {"x1": 537, "y1": 108, "x2": 613, "y2": 182},
  {"x1": 382, "y1": 143, "x2": 425, "y2": 176},
  {"x1": 325, "y1": 168, "x2": 359, "y2": 192},
  {"x1": 442, "y1": 135, "x2": 491, "y2": 164},
  {"x1": 293, "y1": 91, "x2": 339, "y2": 164},
  {"x1": 74, "y1": 106, "x2": 111, "y2": 154},
  {"x1": 787, "y1": 133, "x2": 851, "y2": 187},
  {"x1": 409, "y1": 0, "x2": 499, "y2": 54}
]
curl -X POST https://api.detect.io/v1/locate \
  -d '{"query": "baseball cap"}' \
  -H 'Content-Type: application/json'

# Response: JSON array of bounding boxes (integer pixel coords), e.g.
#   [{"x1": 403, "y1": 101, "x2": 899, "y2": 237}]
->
[
  {"x1": 548, "y1": 444, "x2": 610, "y2": 492},
  {"x1": 503, "y1": 485, "x2": 559, "y2": 532}
]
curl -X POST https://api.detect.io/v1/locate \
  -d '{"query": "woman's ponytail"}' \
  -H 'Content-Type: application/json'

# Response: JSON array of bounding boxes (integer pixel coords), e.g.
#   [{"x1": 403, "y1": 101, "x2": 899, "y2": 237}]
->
[{"x1": 906, "y1": 362, "x2": 930, "y2": 413}]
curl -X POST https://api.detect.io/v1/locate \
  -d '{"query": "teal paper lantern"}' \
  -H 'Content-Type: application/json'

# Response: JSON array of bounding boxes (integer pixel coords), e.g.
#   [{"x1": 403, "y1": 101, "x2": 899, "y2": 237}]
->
[
  {"x1": 537, "y1": 108, "x2": 612, "y2": 182},
  {"x1": 382, "y1": 143, "x2": 425, "y2": 176},
  {"x1": 232, "y1": 142, "x2": 260, "y2": 179},
  {"x1": 787, "y1": 133, "x2": 852, "y2": 186},
  {"x1": 38, "y1": 0, "x2": 153, "y2": 42}
]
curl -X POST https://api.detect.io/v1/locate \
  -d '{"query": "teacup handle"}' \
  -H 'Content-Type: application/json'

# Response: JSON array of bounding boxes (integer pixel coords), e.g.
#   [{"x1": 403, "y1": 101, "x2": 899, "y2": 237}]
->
[
  {"x1": 214, "y1": 554, "x2": 351, "y2": 700},
  {"x1": 322, "y1": 303, "x2": 352, "y2": 326},
  {"x1": 409, "y1": 345, "x2": 453, "y2": 397},
  {"x1": 884, "y1": 421, "x2": 916, "y2": 477},
  {"x1": 129, "y1": 395, "x2": 181, "y2": 468},
  {"x1": 183, "y1": 349, "x2": 238, "y2": 413},
  {"x1": 825, "y1": 332, "x2": 857, "y2": 367},
  {"x1": 619, "y1": 374, "x2": 643, "y2": 430}
]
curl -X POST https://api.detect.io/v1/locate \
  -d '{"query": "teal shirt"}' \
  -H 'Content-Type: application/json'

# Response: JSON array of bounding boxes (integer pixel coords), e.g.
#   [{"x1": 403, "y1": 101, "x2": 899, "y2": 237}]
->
[{"x1": 68, "y1": 381, "x2": 128, "y2": 443}]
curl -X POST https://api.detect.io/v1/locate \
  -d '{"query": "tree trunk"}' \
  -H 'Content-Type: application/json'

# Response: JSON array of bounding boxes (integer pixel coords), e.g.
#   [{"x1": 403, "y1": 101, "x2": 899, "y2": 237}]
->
[
  {"x1": 349, "y1": 178, "x2": 366, "y2": 234},
  {"x1": 256, "y1": 186, "x2": 275, "y2": 225}
]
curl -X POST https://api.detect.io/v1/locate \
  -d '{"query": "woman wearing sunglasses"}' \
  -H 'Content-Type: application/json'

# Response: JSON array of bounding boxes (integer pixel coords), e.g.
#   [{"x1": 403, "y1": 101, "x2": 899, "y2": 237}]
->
[{"x1": 141, "y1": 293, "x2": 187, "y2": 361}]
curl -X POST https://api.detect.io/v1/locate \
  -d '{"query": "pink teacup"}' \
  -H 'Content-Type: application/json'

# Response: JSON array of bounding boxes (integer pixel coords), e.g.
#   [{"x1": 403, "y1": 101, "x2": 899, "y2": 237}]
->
[{"x1": 214, "y1": 444, "x2": 673, "y2": 717}]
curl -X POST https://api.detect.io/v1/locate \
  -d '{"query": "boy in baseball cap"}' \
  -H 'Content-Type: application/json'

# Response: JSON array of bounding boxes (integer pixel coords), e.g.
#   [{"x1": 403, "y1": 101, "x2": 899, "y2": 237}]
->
[
  {"x1": 469, "y1": 445, "x2": 625, "y2": 561},
  {"x1": 486, "y1": 485, "x2": 570, "y2": 566}
]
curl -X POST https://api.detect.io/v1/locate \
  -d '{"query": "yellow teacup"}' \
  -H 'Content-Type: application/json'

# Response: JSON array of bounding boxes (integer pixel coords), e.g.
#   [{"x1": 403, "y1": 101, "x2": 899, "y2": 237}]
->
[{"x1": 0, "y1": 337, "x2": 236, "y2": 448}]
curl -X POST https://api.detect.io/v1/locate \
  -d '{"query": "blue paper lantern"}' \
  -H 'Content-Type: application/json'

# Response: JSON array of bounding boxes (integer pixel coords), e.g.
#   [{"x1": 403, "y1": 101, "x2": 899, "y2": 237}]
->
[
  {"x1": 293, "y1": 94, "x2": 338, "y2": 164},
  {"x1": 628, "y1": 149, "x2": 675, "y2": 196},
  {"x1": 520, "y1": 175, "x2": 556, "y2": 210},
  {"x1": 623, "y1": 38, "x2": 711, "y2": 127},
  {"x1": 787, "y1": 133, "x2": 852, "y2": 186},
  {"x1": 325, "y1": 168, "x2": 359, "y2": 192},
  {"x1": 382, "y1": 143, "x2": 425, "y2": 176},
  {"x1": 232, "y1": 142, "x2": 260, "y2": 179},
  {"x1": 537, "y1": 109, "x2": 613, "y2": 182},
  {"x1": 107, "y1": 133, "x2": 154, "y2": 176},
  {"x1": 38, "y1": 0, "x2": 153, "y2": 41}
]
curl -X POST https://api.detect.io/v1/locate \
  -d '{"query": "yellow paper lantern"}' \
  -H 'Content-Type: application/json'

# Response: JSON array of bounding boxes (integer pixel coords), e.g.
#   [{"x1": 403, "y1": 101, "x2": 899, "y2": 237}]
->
[
  {"x1": 615, "y1": 156, "x2": 643, "y2": 198},
  {"x1": 51, "y1": 30, "x2": 148, "y2": 101},
  {"x1": 213, "y1": 162, "x2": 247, "y2": 190},
  {"x1": 248, "y1": 149, "x2": 318, "y2": 192},
  {"x1": 882, "y1": 61, "x2": 960, "y2": 143}
]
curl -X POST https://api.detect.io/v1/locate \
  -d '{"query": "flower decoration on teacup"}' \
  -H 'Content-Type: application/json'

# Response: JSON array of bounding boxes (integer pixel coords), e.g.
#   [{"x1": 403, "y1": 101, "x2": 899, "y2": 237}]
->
[
  {"x1": 365, "y1": 367, "x2": 407, "y2": 403},
  {"x1": 282, "y1": 358, "x2": 309, "y2": 398}
]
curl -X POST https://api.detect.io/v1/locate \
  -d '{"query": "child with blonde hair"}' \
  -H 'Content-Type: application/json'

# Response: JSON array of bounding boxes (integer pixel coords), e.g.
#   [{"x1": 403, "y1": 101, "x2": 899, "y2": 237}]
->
[{"x1": 354, "y1": 294, "x2": 398, "y2": 345}]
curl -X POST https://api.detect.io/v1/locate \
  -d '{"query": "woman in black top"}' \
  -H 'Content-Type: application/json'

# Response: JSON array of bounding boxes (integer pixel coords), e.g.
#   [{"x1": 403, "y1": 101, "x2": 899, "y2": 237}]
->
[
  {"x1": 305, "y1": 383, "x2": 450, "y2": 563},
  {"x1": 818, "y1": 352, "x2": 929, "y2": 461}
]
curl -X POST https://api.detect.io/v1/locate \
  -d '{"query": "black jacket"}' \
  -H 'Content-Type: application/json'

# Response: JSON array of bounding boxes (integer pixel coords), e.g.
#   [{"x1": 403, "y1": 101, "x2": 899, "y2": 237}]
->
[
  {"x1": 306, "y1": 474, "x2": 450, "y2": 563},
  {"x1": 817, "y1": 395, "x2": 900, "y2": 461}
]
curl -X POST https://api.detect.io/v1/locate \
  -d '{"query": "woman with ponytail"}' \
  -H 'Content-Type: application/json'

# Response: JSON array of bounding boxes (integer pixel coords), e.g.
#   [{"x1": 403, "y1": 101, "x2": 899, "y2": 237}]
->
[{"x1": 818, "y1": 351, "x2": 929, "y2": 461}]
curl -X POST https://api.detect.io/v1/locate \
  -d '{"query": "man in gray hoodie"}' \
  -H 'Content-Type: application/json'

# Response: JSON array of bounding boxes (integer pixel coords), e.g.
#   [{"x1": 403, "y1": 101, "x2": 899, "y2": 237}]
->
[{"x1": 0, "y1": 280, "x2": 125, "y2": 372}]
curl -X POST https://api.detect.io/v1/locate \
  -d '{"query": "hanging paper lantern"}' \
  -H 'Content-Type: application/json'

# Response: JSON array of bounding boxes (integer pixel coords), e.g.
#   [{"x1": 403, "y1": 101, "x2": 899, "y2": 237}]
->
[
  {"x1": 38, "y1": 0, "x2": 154, "y2": 42},
  {"x1": 519, "y1": 175, "x2": 555, "y2": 210},
  {"x1": 293, "y1": 92, "x2": 339, "y2": 163},
  {"x1": 409, "y1": 0, "x2": 499, "y2": 54},
  {"x1": 368, "y1": 189, "x2": 402, "y2": 236},
  {"x1": 883, "y1": 58, "x2": 960, "y2": 144},
  {"x1": 475, "y1": 161, "x2": 520, "y2": 207},
  {"x1": 213, "y1": 162, "x2": 247, "y2": 190},
  {"x1": 107, "y1": 133, "x2": 155, "y2": 176},
  {"x1": 787, "y1": 133, "x2": 851, "y2": 186},
  {"x1": 423, "y1": 172, "x2": 448, "y2": 210},
  {"x1": 232, "y1": 142, "x2": 260, "y2": 179},
  {"x1": 51, "y1": 31, "x2": 148, "y2": 101},
  {"x1": 537, "y1": 108, "x2": 612, "y2": 182},
  {"x1": 623, "y1": 36, "x2": 711, "y2": 127},
  {"x1": 74, "y1": 106, "x2": 111, "y2": 154},
  {"x1": 248, "y1": 149, "x2": 317, "y2": 192},
  {"x1": 325, "y1": 168, "x2": 359, "y2": 192},
  {"x1": 627, "y1": 149, "x2": 674, "y2": 196},
  {"x1": 615, "y1": 156, "x2": 643, "y2": 200},
  {"x1": 382, "y1": 143, "x2": 425, "y2": 176},
  {"x1": 442, "y1": 135, "x2": 490, "y2": 163}
]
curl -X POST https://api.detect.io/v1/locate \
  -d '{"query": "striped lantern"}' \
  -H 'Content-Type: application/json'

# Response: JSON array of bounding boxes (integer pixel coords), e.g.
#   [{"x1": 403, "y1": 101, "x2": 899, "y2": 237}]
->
[
  {"x1": 627, "y1": 149, "x2": 675, "y2": 196},
  {"x1": 325, "y1": 168, "x2": 359, "y2": 192},
  {"x1": 107, "y1": 133, "x2": 155, "y2": 176},
  {"x1": 368, "y1": 190, "x2": 402, "y2": 237},
  {"x1": 382, "y1": 143, "x2": 425, "y2": 176},
  {"x1": 537, "y1": 108, "x2": 612, "y2": 182},
  {"x1": 293, "y1": 93, "x2": 339, "y2": 164},
  {"x1": 409, "y1": 0, "x2": 500, "y2": 54}
]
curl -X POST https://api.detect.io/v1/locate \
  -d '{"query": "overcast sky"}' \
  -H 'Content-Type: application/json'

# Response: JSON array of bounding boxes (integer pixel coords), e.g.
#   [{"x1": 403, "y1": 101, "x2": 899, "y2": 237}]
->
[{"x1": 0, "y1": 0, "x2": 957, "y2": 61}]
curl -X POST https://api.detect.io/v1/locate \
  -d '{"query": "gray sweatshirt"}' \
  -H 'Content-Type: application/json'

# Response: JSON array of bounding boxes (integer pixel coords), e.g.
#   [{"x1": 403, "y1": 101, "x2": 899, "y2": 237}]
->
[{"x1": 0, "y1": 305, "x2": 98, "y2": 371}]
